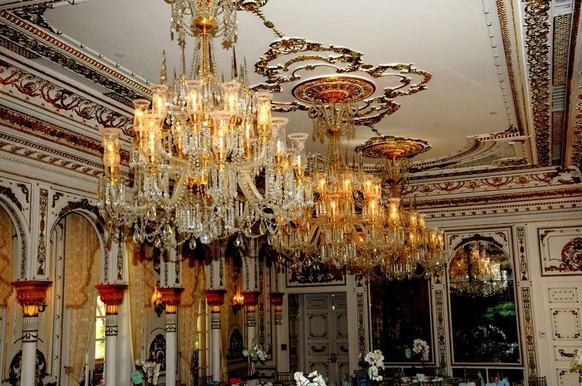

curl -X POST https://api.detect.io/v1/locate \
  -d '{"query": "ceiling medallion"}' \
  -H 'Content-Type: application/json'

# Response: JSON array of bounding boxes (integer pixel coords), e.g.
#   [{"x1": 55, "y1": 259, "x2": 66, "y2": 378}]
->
[
  {"x1": 355, "y1": 135, "x2": 431, "y2": 159},
  {"x1": 292, "y1": 76, "x2": 375, "y2": 104},
  {"x1": 254, "y1": 37, "x2": 432, "y2": 127}
]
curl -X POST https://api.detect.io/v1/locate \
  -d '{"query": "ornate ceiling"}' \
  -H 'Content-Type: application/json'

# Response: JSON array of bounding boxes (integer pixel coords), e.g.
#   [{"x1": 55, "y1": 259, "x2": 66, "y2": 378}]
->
[{"x1": 0, "y1": 0, "x2": 581, "y2": 186}]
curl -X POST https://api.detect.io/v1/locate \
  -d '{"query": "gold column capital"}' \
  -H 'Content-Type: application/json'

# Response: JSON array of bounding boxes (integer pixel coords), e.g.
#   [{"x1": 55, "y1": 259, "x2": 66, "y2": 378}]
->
[
  {"x1": 95, "y1": 284, "x2": 128, "y2": 315},
  {"x1": 204, "y1": 289, "x2": 227, "y2": 313},
  {"x1": 158, "y1": 287, "x2": 184, "y2": 314},
  {"x1": 12, "y1": 280, "x2": 52, "y2": 317}
]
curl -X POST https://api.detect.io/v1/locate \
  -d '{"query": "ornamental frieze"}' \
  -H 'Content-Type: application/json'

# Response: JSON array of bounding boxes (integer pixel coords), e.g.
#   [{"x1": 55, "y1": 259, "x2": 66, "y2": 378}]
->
[
  {"x1": 0, "y1": 60, "x2": 133, "y2": 135},
  {"x1": 403, "y1": 167, "x2": 580, "y2": 198},
  {"x1": 0, "y1": 12, "x2": 149, "y2": 100}
]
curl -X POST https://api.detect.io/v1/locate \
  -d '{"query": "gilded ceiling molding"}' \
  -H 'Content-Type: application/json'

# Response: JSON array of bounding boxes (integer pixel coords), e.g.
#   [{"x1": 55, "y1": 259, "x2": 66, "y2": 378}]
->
[
  {"x1": 404, "y1": 166, "x2": 580, "y2": 197},
  {"x1": 414, "y1": 187, "x2": 582, "y2": 215},
  {"x1": 495, "y1": 0, "x2": 525, "y2": 133},
  {"x1": 409, "y1": 126, "x2": 524, "y2": 171},
  {"x1": 0, "y1": 60, "x2": 133, "y2": 134},
  {"x1": 0, "y1": 36, "x2": 39, "y2": 59},
  {"x1": 0, "y1": 0, "x2": 59, "y2": 11},
  {"x1": 0, "y1": 12, "x2": 150, "y2": 100},
  {"x1": 0, "y1": 131, "x2": 105, "y2": 180},
  {"x1": 0, "y1": 105, "x2": 129, "y2": 163},
  {"x1": 254, "y1": 37, "x2": 431, "y2": 127},
  {"x1": 12, "y1": 3, "x2": 57, "y2": 34},
  {"x1": 523, "y1": 0, "x2": 551, "y2": 165}
]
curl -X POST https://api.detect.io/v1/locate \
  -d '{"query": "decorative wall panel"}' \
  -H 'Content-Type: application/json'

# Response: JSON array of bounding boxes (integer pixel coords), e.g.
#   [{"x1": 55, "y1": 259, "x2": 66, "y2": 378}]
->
[
  {"x1": 538, "y1": 226, "x2": 582, "y2": 275},
  {"x1": 548, "y1": 288, "x2": 579, "y2": 303},
  {"x1": 550, "y1": 308, "x2": 580, "y2": 340}
]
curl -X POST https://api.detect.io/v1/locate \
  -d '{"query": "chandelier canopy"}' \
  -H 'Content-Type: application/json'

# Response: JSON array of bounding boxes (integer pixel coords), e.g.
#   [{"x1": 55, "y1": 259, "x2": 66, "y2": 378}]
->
[{"x1": 97, "y1": 0, "x2": 311, "y2": 248}]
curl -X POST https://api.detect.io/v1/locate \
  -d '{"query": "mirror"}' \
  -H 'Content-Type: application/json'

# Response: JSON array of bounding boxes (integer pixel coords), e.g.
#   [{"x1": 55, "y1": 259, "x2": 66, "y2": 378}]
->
[{"x1": 448, "y1": 239, "x2": 520, "y2": 363}]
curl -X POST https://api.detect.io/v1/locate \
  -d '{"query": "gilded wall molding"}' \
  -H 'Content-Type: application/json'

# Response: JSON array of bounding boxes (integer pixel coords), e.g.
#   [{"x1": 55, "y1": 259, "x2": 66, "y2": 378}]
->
[
  {"x1": 521, "y1": 287, "x2": 537, "y2": 377},
  {"x1": 0, "y1": 185, "x2": 28, "y2": 279},
  {"x1": 36, "y1": 188, "x2": 48, "y2": 276},
  {"x1": 516, "y1": 226, "x2": 529, "y2": 281},
  {"x1": 523, "y1": 0, "x2": 551, "y2": 165},
  {"x1": 434, "y1": 289, "x2": 446, "y2": 368}
]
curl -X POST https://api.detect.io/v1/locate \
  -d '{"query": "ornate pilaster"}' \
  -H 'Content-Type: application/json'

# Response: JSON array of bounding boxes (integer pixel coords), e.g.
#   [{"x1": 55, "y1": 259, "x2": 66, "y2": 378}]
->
[
  {"x1": 270, "y1": 292, "x2": 284, "y2": 370},
  {"x1": 158, "y1": 287, "x2": 183, "y2": 386},
  {"x1": 12, "y1": 280, "x2": 51, "y2": 386},
  {"x1": 96, "y1": 284, "x2": 127, "y2": 386},
  {"x1": 205, "y1": 289, "x2": 226, "y2": 382}
]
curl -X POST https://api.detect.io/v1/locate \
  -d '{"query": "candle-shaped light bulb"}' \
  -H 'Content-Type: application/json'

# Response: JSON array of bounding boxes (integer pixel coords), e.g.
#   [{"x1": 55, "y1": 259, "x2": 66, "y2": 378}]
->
[
  {"x1": 209, "y1": 110, "x2": 235, "y2": 162},
  {"x1": 221, "y1": 80, "x2": 241, "y2": 114},
  {"x1": 100, "y1": 128, "x2": 121, "y2": 178},
  {"x1": 150, "y1": 84, "x2": 168, "y2": 117},
  {"x1": 271, "y1": 117, "x2": 289, "y2": 165},
  {"x1": 255, "y1": 92, "x2": 272, "y2": 138},
  {"x1": 288, "y1": 133, "x2": 309, "y2": 178}
]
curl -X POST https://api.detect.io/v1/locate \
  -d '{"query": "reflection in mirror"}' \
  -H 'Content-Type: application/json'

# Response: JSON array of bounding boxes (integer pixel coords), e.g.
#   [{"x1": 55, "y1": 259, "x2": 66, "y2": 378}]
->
[{"x1": 448, "y1": 239, "x2": 520, "y2": 364}]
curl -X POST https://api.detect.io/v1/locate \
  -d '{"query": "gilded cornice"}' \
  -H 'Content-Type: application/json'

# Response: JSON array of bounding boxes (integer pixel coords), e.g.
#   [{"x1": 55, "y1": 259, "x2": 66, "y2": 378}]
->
[
  {"x1": 0, "y1": 105, "x2": 130, "y2": 163},
  {"x1": 0, "y1": 11, "x2": 149, "y2": 100},
  {"x1": 0, "y1": 59, "x2": 133, "y2": 134},
  {"x1": 0, "y1": 0, "x2": 58, "y2": 12},
  {"x1": 405, "y1": 166, "x2": 580, "y2": 199}
]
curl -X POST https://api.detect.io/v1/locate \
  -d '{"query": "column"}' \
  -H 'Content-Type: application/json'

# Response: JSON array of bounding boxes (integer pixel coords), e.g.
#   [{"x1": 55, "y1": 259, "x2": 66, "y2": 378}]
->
[
  {"x1": 12, "y1": 280, "x2": 52, "y2": 386},
  {"x1": 270, "y1": 292, "x2": 284, "y2": 371},
  {"x1": 242, "y1": 291, "x2": 260, "y2": 349},
  {"x1": 95, "y1": 284, "x2": 127, "y2": 386},
  {"x1": 158, "y1": 287, "x2": 184, "y2": 386},
  {"x1": 205, "y1": 289, "x2": 226, "y2": 382}
]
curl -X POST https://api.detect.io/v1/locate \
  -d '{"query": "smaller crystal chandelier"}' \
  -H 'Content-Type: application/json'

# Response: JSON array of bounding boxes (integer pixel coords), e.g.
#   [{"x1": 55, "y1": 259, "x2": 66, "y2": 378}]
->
[
  {"x1": 357, "y1": 135, "x2": 447, "y2": 279},
  {"x1": 271, "y1": 76, "x2": 405, "y2": 275},
  {"x1": 98, "y1": 0, "x2": 311, "y2": 248}
]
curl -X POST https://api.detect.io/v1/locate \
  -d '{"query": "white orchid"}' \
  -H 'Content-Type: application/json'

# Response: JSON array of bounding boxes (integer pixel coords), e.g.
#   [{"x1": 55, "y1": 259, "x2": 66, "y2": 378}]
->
[
  {"x1": 294, "y1": 371, "x2": 327, "y2": 386},
  {"x1": 363, "y1": 349, "x2": 385, "y2": 381},
  {"x1": 413, "y1": 339, "x2": 430, "y2": 362},
  {"x1": 135, "y1": 359, "x2": 161, "y2": 385}
]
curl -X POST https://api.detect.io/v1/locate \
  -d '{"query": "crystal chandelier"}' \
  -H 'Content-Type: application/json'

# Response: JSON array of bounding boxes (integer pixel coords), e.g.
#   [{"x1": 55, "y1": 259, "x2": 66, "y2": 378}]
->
[
  {"x1": 356, "y1": 135, "x2": 447, "y2": 279},
  {"x1": 97, "y1": 0, "x2": 311, "y2": 248},
  {"x1": 269, "y1": 76, "x2": 398, "y2": 274},
  {"x1": 270, "y1": 74, "x2": 447, "y2": 278}
]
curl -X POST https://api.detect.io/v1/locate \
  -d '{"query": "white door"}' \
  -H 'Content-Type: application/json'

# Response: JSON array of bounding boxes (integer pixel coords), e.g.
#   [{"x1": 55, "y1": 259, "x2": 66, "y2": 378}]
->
[{"x1": 302, "y1": 293, "x2": 349, "y2": 386}]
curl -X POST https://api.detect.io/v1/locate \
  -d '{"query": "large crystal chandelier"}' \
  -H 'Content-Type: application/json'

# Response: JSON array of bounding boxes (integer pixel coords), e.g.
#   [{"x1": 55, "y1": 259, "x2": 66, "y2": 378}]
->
[{"x1": 97, "y1": 0, "x2": 311, "y2": 248}]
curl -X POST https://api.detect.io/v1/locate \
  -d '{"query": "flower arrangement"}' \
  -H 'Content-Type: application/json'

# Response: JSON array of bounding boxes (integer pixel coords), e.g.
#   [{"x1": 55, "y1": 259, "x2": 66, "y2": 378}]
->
[
  {"x1": 294, "y1": 371, "x2": 327, "y2": 386},
  {"x1": 243, "y1": 344, "x2": 268, "y2": 363},
  {"x1": 243, "y1": 343, "x2": 268, "y2": 378},
  {"x1": 571, "y1": 348, "x2": 582, "y2": 372},
  {"x1": 132, "y1": 359, "x2": 161, "y2": 385},
  {"x1": 413, "y1": 339, "x2": 430, "y2": 362},
  {"x1": 363, "y1": 349, "x2": 385, "y2": 381}
]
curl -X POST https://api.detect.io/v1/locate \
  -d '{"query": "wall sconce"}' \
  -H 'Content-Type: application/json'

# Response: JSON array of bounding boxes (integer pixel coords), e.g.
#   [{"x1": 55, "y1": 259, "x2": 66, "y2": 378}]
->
[
  {"x1": 151, "y1": 284, "x2": 165, "y2": 317},
  {"x1": 232, "y1": 287, "x2": 244, "y2": 315}
]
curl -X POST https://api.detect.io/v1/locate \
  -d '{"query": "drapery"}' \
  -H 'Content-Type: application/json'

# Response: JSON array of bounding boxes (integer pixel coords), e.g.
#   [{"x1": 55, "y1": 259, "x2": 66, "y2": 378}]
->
[
  {"x1": 127, "y1": 242, "x2": 156, "y2": 364},
  {"x1": 64, "y1": 214, "x2": 100, "y2": 384},
  {"x1": 179, "y1": 253, "x2": 206, "y2": 384},
  {"x1": 0, "y1": 208, "x2": 14, "y2": 307}
]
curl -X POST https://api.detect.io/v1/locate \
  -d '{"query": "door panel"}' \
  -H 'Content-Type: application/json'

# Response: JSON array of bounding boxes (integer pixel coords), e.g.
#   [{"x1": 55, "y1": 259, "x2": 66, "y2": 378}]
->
[{"x1": 303, "y1": 293, "x2": 348, "y2": 385}]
